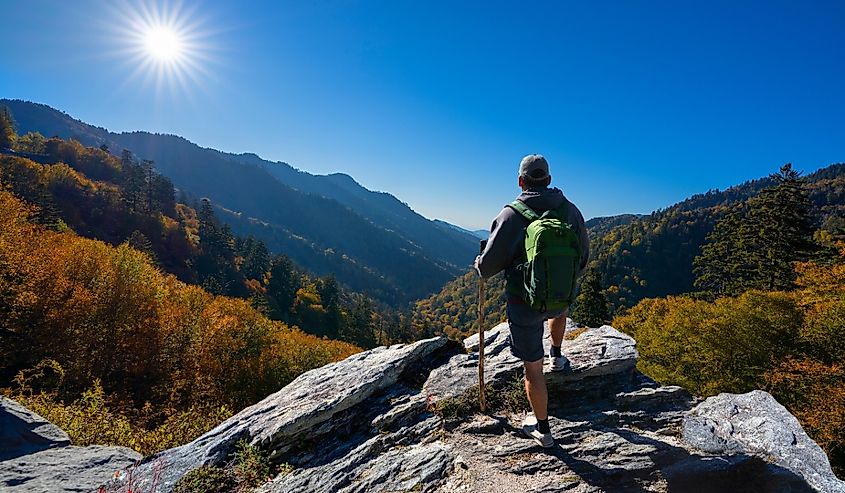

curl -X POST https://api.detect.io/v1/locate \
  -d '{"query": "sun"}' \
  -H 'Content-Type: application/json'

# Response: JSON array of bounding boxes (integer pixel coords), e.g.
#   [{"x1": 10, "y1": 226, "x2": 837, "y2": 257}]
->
[
  {"x1": 103, "y1": 1, "x2": 218, "y2": 99},
  {"x1": 143, "y1": 26, "x2": 184, "y2": 63}
]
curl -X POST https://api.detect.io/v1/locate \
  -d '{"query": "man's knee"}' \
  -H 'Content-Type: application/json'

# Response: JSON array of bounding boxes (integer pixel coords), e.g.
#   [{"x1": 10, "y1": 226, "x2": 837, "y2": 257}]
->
[{"x1": 523, "y1": 360, "x2": 544, "y2": 382}]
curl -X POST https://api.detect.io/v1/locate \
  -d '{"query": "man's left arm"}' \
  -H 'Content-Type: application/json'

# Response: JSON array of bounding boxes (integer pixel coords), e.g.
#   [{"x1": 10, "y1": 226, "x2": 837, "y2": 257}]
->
[{"x1": 572, "y1": 206, "x2": 590, "y2": 277}]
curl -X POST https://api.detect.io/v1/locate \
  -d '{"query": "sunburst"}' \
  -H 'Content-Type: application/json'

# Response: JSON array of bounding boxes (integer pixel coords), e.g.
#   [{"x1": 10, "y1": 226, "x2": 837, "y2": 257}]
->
[{"x1": 104, "y1": 0, "x2": 219, "y2": 101}]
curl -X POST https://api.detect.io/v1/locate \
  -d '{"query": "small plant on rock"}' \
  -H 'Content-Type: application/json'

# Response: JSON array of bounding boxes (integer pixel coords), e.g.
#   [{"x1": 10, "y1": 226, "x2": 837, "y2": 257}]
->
[
  {"x1": 173, "y1": 466, "x2": 236, "y2": 493},
  {"x1": 233, "y1": 439, "x2": 272, "y2": 487}
]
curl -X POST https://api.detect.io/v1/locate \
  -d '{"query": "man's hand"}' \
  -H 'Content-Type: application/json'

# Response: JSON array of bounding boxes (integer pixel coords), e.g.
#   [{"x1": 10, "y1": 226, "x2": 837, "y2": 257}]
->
[{"x1": 475, "y1": 239, "x2": 488, "y2": 277}]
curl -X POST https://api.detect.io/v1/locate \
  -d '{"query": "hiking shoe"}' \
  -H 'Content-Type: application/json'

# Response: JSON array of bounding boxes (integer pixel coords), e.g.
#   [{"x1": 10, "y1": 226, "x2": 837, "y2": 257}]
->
[
  {"x1": 522, "y1": 415, "x2": 555, "y2": 448},
  {"x1": 547, "y1": 355, "x2": 571, "y2": 373}
]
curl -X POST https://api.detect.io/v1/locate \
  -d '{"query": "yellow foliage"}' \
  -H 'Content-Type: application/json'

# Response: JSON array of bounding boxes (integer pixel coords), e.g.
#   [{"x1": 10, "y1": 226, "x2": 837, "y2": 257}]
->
[{"x1": 0, "y1": 190, "x2": 360, "y2": 434}]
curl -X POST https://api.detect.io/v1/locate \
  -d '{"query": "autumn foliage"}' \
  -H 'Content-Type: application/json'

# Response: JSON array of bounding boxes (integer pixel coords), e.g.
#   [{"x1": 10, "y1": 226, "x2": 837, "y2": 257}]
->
[
  {"x1": 614, "y1": 249, "x2": 845, "y2": 474},
  {"x1": 0, "y1": 189, "x2": 360, "y2": 452}
]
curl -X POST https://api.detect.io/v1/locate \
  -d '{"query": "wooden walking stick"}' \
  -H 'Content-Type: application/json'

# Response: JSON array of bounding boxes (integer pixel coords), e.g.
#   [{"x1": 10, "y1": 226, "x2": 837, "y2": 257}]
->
[{"x1": 477, "y1": 240, "x2": 487, "y2": 412}]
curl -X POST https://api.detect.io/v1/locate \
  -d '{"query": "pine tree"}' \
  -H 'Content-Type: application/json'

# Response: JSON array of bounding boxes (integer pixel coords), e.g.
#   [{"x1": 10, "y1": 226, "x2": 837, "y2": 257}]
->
[
  {"x1": 571, "y1": 268, "x2": 610, "y2": 327},
  {"x1": 0, "y1": 107, "x2": 16, "y2": 150},
  {"x1": 120, "y1": 149, "x2": 144, "y2": 212},
  {"x1": 318, "y1": 275, "x2": 342, "y2": 338},
  {"x1": 747, "y1": 163, "x2": 815, "y2": 290},
  {"x1": 694, "y1": 164, "x2": 815, "y2": 296},
  {"x1": 266, "y1": 255, "x2": 301, "y2": 321}
]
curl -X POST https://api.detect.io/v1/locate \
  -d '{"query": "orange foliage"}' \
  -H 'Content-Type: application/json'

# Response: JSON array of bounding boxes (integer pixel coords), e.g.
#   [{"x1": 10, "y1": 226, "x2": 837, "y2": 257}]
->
[{"x1": 0, "y1": 190, "x2": 360, "y2": 416}]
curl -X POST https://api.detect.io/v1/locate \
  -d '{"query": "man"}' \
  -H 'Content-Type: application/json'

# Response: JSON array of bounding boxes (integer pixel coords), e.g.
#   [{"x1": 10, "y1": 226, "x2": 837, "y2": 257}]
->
[{"x1": 474, "y1": 154, "x2": 589, "y2": 448}]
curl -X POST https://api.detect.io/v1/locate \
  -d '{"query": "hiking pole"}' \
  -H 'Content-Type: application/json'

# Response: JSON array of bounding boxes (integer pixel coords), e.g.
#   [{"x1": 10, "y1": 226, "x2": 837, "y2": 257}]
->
[{"x1": 477, "y1": 239, "x2": 487, "y2": 413}]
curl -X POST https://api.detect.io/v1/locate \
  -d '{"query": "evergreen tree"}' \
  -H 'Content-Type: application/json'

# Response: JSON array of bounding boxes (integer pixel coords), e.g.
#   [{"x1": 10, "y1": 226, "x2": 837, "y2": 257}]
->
[
  {"x1": 748, "y1": 163, "x2": 816, "y2": 290},
  {"x1": 571, "y1": 268, "x2": 610, "y2": 327},
  {"x1": 694, "y1": 164, "x2": 815, "y2": 296},
  {"x1": 126, "y1": 230, "x2": 157, "y2": 263},
  {"x1": 238, "y1": 236, "x2": 271, "y2": 282},
  {"x1": 266, "y1": 255, "x2": 301, "y2": 321},
  {"x1": 693, "y1": 203, "x2": 750, "y2": 296},
  {"x1": 0, "y1": 107, "x2": 16, "y2": 150},
  {"x1": 143, "y1": 159, "x2": 155, "y2": 213},
  {"x1": 120, "y1": 149, "x2": 144, "y2": 212},
  {"x1": 317, "y1": 275, "x2": 342, "y2": 337},
  {"x1": 341, "y1": 294, "x2": 377, "y2": 348}
]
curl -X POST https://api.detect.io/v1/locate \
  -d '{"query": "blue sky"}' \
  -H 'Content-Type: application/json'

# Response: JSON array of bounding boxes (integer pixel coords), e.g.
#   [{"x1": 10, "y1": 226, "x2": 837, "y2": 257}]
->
[{"x1": 2, "y1": 1, "x2": 844, "y2": 230}]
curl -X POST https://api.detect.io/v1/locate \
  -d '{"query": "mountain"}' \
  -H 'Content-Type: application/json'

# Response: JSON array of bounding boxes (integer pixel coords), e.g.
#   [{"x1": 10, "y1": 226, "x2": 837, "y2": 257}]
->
[
  {"x1": 585, "y1": 213, "x2": 642, "y2": 239},
  {"x1": 432, "y1": 219, "x2": 488, "y2": 240},
  {"x1": 590, "y1": 163, "x2": 845, "y2": 309},
  {"x1": 6, "y1": 324, "x2": 842, "y2": 492},
  {"x1": 1, "y1": 99, "x2": 477, "y2": 305}
]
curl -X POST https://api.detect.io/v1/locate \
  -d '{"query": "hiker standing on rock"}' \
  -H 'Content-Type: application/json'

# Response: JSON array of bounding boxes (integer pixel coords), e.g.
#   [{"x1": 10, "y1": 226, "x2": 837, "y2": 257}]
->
[{"x1": 474, "y1": 154, "x2": 589, "y2": 448}]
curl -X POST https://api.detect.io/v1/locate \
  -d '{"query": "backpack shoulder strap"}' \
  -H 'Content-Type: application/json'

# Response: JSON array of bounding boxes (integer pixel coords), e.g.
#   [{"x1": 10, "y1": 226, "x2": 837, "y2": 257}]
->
[
  {"x1": 507, "y1": 200, "x2": 540, "y2": 222},
  {"x1": 555, "y1": 201, "x2": 570, "y2": 222}
]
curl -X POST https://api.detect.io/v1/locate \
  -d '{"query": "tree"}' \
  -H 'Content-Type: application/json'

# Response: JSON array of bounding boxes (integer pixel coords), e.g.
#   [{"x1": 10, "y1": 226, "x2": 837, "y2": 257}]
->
[
  {"x1": 694, "y1": 164, "x2": 815, "y2": 296},
  {"x1": 15, "y1": 132, "x2": 47, "y2": 153},
  {"x1": 341, "y1": 294, "x2": 377, "y2": 348},
  {"x1": 143, "y1": 159, "x2": 155, "y2": 213},
  {"x1": 571, "y1": 268, "x2": 610, "y2": 327},
  {"x1": 317, "y1": 275, "x2": 342, "y2": 337},
  {"x1": 0, "y1": 106, "x2": 16, "y2": 150},
  {"x1": 266, "y1": 255, "x2": 301, "y2": 321},
  {"x1": 120, "y1": 149, "x2": 144, "y2": 212}
]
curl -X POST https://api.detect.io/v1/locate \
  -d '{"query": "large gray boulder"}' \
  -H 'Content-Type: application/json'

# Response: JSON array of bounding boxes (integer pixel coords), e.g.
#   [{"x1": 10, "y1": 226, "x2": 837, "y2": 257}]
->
[
  {"x1": 0, "y1": 397, "x2": 141, "y2": 492},
  {"x1": 683, "y1": 390, "x2": 845, "y2": 493},
  {"x1": 1, "y1": 445, "x2": 141, "y2": 493},
  {"x1": 0, "y1": 396, "x2": 70, "y2": 461},
  {"x1": 426, "y1": 322, "x2": 638, "y2": 405},
  {"x1": 107, "y1": 336, "x2": 449, "y2": 492}
]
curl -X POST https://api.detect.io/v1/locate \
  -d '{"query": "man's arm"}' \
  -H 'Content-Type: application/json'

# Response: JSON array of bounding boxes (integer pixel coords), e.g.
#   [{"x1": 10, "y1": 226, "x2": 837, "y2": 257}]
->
[
  {"x1": 475, "y1": 208, "x2": 522, "y2": 279},
  {"x1": 571, "y1": 204, "x2": 590, "y2": 277}
]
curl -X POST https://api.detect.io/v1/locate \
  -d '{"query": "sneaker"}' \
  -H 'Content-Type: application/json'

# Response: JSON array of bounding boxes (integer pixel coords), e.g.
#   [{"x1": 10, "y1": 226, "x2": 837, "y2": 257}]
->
[
  {"x1": 522, "y1": 415, "x2": 555, "y2": 448},
  {"x1": 547, "y1": 354, "x2": 571, "y2": 373}
]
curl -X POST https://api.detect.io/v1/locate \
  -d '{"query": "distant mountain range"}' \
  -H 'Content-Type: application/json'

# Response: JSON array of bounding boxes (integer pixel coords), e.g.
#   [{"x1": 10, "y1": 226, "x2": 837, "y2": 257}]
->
[
  {"x1": 412, "y1": 161, "x2": 845, "y2": 337},
  {"x1": 433, "y1": 219, "x2": 488, "y2": 240},
  {"x1": 2, "y1": 99, "x2": 479, "y2": 305}
]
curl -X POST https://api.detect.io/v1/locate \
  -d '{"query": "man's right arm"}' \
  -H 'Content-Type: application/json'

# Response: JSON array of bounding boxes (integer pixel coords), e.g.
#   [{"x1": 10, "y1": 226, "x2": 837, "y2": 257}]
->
[{"x1": 475, "y1": 208, "x2": 521, "y2": 279}]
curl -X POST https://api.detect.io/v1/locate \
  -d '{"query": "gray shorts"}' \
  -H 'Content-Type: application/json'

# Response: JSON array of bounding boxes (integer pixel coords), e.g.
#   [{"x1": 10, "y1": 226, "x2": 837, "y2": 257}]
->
[{"x1": 507, "y1": 301, "x2": 565, "y2": 362}]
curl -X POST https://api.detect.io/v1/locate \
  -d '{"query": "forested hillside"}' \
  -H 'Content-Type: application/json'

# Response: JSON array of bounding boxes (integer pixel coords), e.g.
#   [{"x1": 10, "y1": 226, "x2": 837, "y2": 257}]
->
[
  {"x1": 1, "y1": 99, "x2": 477, "y2": 305},
  {"x1": 591, "y1": 163, "x2": 845, "y2": 310},
  {"x1": 0, "y1": 132, "x2": 409, "y2": 349},
  {"x1": 0, "y1": 188, "x2": 360, "y2": 455}
]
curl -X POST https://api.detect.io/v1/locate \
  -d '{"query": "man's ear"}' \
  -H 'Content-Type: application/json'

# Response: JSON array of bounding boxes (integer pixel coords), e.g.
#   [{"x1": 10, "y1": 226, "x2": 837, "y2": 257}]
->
[
  {"x1": 545, "y1": 175, "x2": 552, "y2": 187},
  {"x1": 518, "y1": 175, "x2": 525, "y2": 189}
]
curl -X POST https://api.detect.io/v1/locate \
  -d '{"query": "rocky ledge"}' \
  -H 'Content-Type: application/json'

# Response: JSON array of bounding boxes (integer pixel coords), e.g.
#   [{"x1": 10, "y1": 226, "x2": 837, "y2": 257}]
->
[
  {"x1": 0, "y1": 396, "x2": 141, "y2": 492},
  {"x1": 3, "y1": 323, "x2": 844, "y2": 492}
]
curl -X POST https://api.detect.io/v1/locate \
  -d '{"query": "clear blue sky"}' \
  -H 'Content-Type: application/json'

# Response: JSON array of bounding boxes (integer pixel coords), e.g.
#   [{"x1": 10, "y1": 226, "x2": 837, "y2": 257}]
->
[{"x1": 2, "y1": 1, "x2": 844, "y2": 230}]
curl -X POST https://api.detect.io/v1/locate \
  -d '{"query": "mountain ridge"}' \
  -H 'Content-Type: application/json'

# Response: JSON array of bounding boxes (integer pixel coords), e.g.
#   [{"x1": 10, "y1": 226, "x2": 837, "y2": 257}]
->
[{"x1": 1, "y1": 98, "x2": 478, "y2": 305}]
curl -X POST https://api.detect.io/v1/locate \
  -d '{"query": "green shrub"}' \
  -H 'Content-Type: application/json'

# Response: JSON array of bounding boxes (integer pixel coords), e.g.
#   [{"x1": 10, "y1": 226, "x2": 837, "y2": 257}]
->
[
  {"x1": 233, "y1": 440, "x2": 272, "y2": 487},
  {"x1": 173, "y1": 466, "x2": 235, "y2": 493}
]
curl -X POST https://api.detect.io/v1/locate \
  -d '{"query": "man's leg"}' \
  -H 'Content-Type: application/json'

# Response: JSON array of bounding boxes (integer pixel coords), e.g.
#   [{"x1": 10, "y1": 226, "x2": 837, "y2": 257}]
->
[
  {"x1": 549, "y1": 311, "x2": 568, "y2": 348},
  {"x1": 523, "y1": 359, "x2": 548, "y2": 420}
]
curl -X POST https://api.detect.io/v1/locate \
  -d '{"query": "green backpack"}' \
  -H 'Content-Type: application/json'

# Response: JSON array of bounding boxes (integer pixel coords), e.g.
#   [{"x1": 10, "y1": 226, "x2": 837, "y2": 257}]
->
[{"x1": 507, "y1": 200, "x2": 581, "y2": 312}]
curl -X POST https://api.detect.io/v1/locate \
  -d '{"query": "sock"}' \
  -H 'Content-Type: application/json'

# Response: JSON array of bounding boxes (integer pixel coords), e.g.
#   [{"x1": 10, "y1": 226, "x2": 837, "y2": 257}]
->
[
  {"x1": 551, "y1": 345, "x2": 562, "y2": 357},
  {"x1": 537, "y1": 418, "x2": 551, "y2": 434}
]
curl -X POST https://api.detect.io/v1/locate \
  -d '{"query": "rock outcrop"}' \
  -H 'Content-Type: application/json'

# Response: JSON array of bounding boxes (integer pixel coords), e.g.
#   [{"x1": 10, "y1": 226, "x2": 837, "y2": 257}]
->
[
  {"x1": 5, "y1": 322, "x2": 844, "y2": 492},
  {"x1": 0, "y1": 396, "x2": 141, "y2": 492}
]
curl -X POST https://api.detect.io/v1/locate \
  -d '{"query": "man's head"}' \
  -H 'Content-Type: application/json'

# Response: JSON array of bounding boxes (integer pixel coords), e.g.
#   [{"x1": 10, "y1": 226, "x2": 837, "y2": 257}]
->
[{"x1": 518, "y1": 154, "x2": 551, "y2": 190}]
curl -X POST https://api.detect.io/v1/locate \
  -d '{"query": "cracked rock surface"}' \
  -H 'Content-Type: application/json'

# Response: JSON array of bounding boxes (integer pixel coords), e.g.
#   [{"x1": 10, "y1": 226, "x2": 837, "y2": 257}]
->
[
  {"x1": 0, "y1": 396, "x2": 141, "y2": 492},
  {"x1": 6, "y1": 322, "x2": 843, "y2": 492}
]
